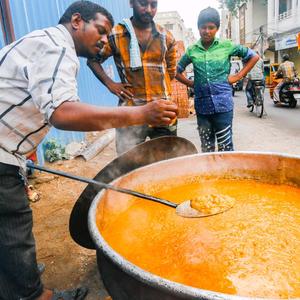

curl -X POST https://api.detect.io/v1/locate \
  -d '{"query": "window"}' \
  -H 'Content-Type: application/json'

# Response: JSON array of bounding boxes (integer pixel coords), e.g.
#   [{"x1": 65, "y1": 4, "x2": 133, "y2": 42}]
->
[
  {"x1": 164, "y1": 23, "x2": 174, "y2": 30},
  {"x1": 278, "y1": 0, "x2": 292, "y2": 20},
  {"x1": 279, "y1": 0, "x2": 287, "y2": 14}
]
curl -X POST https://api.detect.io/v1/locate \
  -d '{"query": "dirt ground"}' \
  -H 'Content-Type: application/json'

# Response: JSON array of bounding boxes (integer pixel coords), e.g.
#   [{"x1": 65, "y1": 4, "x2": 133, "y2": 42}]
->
[{"x1": 30, "y1": 132, "x2": 117, "y2": 299}]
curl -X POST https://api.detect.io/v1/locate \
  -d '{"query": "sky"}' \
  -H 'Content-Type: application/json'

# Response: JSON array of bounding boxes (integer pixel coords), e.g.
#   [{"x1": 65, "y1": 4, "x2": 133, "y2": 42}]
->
[{"x1": 157, "y1": 0, "x2": 220, "y2": 38}]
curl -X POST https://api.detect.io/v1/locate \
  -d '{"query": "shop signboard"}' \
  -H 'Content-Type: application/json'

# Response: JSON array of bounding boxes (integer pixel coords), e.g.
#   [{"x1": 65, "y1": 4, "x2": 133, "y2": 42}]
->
[{"x1": 275, "y1": 33, "x2": 298, "y2": 51}]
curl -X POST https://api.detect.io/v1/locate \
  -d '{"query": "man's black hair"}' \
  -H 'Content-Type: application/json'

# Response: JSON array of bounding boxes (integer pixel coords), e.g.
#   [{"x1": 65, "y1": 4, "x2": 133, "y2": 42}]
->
[
  {"x1": 59, "y1": 0, "x2": 114, "y2": 26},
  {"x1": 282, "y1": 54, "x2": 290, "y2": 61},
  {"x1": 197, "y1": 7, "x2": 220, "y2": 29}
]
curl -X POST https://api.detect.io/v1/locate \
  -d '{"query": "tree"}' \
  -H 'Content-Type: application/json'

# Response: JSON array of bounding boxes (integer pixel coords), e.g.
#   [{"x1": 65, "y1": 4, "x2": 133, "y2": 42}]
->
[
  {"x1": 219, "y1": 0, "x2": 249, "y2": 16},
  {"x1": 219, "y1": 0, "x2": 267, "y2": 16}
]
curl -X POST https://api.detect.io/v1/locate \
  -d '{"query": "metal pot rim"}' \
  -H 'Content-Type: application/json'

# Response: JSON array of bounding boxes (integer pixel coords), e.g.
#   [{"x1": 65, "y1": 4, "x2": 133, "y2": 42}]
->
[{"x1": 88, "y1": 151, "x2": 300, "y2": 300}]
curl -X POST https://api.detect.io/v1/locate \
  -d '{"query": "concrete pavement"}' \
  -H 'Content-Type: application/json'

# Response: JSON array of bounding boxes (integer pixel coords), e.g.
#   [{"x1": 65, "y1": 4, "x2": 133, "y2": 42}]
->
[{"x1": 177, "y1": 89, "x2": 300, "y2": 155}]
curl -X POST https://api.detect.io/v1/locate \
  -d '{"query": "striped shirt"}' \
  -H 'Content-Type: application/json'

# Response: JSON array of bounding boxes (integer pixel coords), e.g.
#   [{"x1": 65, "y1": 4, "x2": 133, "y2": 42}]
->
[
  {"x1": 96, "y1": 20, "x2": 177, "y2": 104},
  {"x1": 0, "y1": 24, "x2": 80, "y2": 168}
]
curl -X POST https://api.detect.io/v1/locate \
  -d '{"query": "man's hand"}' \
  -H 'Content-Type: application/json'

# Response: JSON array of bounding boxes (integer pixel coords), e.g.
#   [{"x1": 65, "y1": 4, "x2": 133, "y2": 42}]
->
[
  {"x1": 107, "y1": 82, "x2": 133, "y2": 100},
  {"x1": 176, "y1": 72, "x2": 194, "y2": 88},
  {"x1": 228, "y1": 73, "x2": 243, "y2": 84},
  {"x1": 187, "y1": 80, "x2": 194, "y2": 88},
  {"x1": 140, "y1": 100, "x2": 178, "y2": 126}
]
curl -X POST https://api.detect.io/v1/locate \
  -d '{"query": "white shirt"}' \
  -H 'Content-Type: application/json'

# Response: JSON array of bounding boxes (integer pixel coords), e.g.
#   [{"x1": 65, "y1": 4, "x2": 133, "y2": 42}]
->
[
  {"x1": 247, "y1": 58, "x2": 264, "y2": 80},
  {"x1": 0, "y1": 25, "x2": 80, "y2": 168}
]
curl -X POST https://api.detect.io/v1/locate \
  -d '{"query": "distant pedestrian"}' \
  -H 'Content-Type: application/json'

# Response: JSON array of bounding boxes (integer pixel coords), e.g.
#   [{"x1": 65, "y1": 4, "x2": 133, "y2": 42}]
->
[
  {"x1": 176, "y1": 7, "x2": 259, "y2": 152},
  {"x1": 246, "y1": 52, "x2": 265, "y2": 107}
]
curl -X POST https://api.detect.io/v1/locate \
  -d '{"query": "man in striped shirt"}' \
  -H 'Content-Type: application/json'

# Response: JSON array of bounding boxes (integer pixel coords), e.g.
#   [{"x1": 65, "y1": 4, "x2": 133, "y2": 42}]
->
[
  {"x1": 88, "y1": 0, "x2": 178, "y2": 155},
  {"x1": 0, "y1": 1, "x2": 177, "y2": 299}
]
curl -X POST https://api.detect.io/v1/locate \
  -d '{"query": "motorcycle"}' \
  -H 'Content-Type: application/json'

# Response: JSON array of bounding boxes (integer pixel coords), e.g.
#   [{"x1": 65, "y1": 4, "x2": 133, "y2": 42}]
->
[
  {"x1": 274, "y1": 77, "x2": 300, "y2": 108},
  {"x1": 248, "y1": 79, "x2": 265, "y2": 118}
]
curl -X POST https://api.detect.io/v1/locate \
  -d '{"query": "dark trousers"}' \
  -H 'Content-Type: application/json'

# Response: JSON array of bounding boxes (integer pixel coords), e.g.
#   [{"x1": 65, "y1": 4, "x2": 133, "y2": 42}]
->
[
  {"x1": 245, "y1": 80, "x2": 254, "y2": 106},
  {"x1": 0, "y1": 163, "x2": 43, "y2": 300},
  {"x1": 196, "y1": 111, "x2": 234, "y2": 152},
  {"x1": 116, "y1": 123, "x2": 177, "y2": 155},
  {"x1": 246, "y1": 79, "x2": 265, "y2": 106},
  {"x1": 273, "y1": 80, "x2": 288, "y2": 102}
]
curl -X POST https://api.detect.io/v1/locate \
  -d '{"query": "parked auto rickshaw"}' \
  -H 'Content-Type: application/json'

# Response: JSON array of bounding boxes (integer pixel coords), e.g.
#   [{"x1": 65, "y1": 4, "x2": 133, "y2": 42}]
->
[{"x1": 264, "y1": 63, "x2": 281, "y2": 98}]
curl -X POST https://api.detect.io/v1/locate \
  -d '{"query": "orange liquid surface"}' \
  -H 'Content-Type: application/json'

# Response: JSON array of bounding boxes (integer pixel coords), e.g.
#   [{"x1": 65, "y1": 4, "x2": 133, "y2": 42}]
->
[{"x1": 97, "y1": 179, "x2": 300, "y2": 298}]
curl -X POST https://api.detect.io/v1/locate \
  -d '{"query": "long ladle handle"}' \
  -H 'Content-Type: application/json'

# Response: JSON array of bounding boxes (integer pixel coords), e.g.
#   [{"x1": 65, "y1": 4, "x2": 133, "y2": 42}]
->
[{"x1": 27, "y1": 163, "x2": 177, "y2": 208}]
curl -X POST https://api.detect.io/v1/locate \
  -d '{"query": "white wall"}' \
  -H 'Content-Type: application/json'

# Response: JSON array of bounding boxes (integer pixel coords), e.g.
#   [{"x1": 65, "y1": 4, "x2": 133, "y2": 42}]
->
[
  {"x1": 219, "y1": 9, "x2": 229, "y2": 39},
  {"x1": 230, "y1": 15, "x2": 240, "y2": 44},
  {"x1": 245, "y1": 0, "x2": 268, "y2": 45},
  {"x1": 244, "y1": 1, "x2": 253, "y2": 44},
  {"x1": 155, "y1": 11, "x2": 196, "y2": 48},
  {"x1": 226, "y1": 0, "x2": 267, "y2": 46},
  {"x1": 268, "y1": 0, "x2": 300, "y2": 35}
]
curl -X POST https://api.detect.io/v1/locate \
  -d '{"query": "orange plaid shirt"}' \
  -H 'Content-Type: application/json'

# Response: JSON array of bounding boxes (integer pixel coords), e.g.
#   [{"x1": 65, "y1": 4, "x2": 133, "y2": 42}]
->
[
  {"x1": 277, "y1": 61, "x2": 297, "y2": 81},
  {"x1": 97, "y1": 21, "x2": 177, "y2": 105}
]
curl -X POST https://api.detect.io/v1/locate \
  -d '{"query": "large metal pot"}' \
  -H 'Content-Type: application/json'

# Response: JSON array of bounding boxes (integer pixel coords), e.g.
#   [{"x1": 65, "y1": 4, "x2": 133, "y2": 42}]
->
[
  {"x1": 69, "y1": 136, "x2": 197, "y2": 249},
  {"x1": 88, "y1": 152, "x2": 300, "y2": 300}
]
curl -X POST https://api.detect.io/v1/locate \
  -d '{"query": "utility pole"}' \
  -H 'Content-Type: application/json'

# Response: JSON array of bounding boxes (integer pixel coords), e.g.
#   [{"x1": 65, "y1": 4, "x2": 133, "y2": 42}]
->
[
  {"x1": 0, "y1": 0, "x2": 15, "y2": 45},
  {"x1": 259, "y1": 25, "x2": 264, "y2": 59}
]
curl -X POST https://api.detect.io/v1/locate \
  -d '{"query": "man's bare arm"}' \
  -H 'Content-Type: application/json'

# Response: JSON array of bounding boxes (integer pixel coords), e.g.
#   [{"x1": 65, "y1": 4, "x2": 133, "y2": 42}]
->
[
  {"x1": 166, "y1": 37, "x2": 177, "y2": 80},
  {"x1": 293, "y1": 64, "x2": 298, "y2": 77},
  {"x1": 87, "y1": 59, "x2": 133, "y2": 100},
  {"x1": 50, "y1": 100, "x2": 178, "y2": 131},
  {"x1": 228, "y1": 54, "x2": 259, "y2": 84},
  {"x1": 175, "y1": 72, "x2": 194, "y2": 88}
]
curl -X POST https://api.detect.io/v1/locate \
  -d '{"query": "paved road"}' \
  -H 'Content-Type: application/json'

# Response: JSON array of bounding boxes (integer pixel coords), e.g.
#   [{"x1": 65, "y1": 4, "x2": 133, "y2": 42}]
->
[
  {"x1": 235, "y1": 88, "x2": 300, "y2": 135},
  {"x1": 178, "y1": 89, "x2": 300, "y2": 155}
]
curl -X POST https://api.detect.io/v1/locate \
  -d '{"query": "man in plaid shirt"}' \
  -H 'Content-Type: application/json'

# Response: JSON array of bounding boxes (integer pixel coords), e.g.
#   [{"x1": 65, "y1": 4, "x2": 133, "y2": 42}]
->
[
  {"x1": 273, "y1": 54, "x2": 298, "y2": 103},
  {"x1": 88, "y1": 0, "x2": 177, "y2": 155}
]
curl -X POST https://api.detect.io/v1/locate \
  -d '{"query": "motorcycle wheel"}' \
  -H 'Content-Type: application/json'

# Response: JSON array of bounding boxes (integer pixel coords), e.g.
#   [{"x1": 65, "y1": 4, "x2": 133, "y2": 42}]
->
[
  {"x1": 289, "y1": 99, "x2": 297, "y2": 108},
  {"x1": 232, "y1": 88, "x2": 235, "y2": 97}
]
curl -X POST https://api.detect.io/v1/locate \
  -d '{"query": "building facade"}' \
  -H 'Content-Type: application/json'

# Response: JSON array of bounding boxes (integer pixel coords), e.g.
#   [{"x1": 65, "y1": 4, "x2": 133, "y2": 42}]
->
[
  {"x1": 220, "y1": 0, "x2": 300, "y2": 70},
  {"x1": 220, "y1": 0, "x2": 268, "y2": 48},
  {"x1": 154, "y1": 11, "x2": 196, "y2": 49},
  {"x1": 268, "y1": 0, "x2": 300, "y2": 70}
]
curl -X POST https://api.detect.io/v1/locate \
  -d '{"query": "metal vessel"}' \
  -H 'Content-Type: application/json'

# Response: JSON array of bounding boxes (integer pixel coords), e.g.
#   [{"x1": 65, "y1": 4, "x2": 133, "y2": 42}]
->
[{"x1": 89, "y1": 152, "x2": 300, "y2": 300}]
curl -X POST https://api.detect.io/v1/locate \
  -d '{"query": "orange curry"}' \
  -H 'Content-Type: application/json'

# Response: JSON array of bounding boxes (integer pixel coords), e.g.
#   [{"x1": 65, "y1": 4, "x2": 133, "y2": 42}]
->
[{"x1": 97, "y1": 178, "x2": 300, "y2": 298}]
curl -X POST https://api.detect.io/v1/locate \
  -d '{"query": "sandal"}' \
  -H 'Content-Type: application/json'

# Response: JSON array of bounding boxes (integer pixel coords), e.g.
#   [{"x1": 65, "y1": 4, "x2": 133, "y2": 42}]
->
[
  {"x1": 26, "y1": 185, "x2": 40, "y2": 202},
  {"x1": 51, "y1": 287, "x2": 88, "y2": 300}
]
